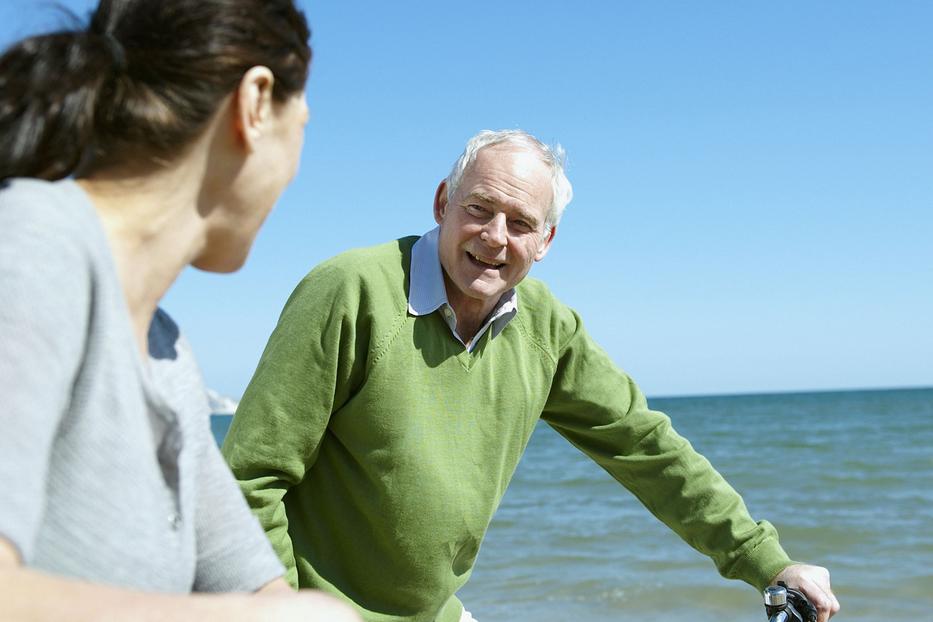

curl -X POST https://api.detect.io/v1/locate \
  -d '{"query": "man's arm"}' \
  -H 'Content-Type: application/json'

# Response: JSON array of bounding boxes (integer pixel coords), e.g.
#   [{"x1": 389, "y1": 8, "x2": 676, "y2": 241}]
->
[
  {"x1": 542, "y1": 312, "x2": 791, "y2": 586},
  {"x1": 0, "y1": 538, "x2": 360, "y2": 622},
  {"x1": 222, "y1": 265, "x2": 368, "y2": 586},
  {"x1": 540, "y1": 310, "x2": 838, "y2": 619}
]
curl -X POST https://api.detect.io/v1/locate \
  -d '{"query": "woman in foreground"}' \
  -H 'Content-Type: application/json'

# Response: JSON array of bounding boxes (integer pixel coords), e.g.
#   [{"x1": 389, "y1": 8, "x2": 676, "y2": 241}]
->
[{"x1": 0, "y1": 0, "x2": 356, "y2": 619}]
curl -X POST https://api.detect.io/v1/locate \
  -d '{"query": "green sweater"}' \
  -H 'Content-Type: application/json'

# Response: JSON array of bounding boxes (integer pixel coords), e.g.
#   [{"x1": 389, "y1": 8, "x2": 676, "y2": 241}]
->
[{"x1": 223, "y1": 237, "x2": 792, "y2": 622}]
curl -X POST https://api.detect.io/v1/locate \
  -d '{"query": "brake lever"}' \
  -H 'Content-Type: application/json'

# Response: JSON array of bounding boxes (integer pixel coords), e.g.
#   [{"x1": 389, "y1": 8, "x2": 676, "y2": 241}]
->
[{"x1": 763, "y1": 581, "x2": 817, "y2": 622}]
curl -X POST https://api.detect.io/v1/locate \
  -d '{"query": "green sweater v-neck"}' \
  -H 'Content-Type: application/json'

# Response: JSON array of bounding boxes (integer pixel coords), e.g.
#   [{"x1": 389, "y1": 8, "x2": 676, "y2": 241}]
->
[{"x1": 223, "y1": 236, "x2": 791, "y2": 622}]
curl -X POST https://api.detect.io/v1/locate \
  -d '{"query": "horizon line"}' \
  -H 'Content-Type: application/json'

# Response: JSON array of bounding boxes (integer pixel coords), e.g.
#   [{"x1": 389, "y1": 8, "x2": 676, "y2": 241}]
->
[
  {"x1": 648, "y1": 383, "x2": 932, "y2": 401},
  {"x1": 210, "y1": 383, "x2": 932, "y2": 410}
]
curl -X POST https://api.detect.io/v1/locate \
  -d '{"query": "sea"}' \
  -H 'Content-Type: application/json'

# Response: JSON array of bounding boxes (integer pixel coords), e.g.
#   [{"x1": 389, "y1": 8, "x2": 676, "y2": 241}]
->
[{"x1": 211, "y1": 387, "x2": 933, "y2": 621}]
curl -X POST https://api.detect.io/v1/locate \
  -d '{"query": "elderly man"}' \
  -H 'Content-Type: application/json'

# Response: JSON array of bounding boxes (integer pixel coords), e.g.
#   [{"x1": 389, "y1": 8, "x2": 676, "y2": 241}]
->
[{"x1": 223, "y1": 130, "x2": 839, "y2": 622}]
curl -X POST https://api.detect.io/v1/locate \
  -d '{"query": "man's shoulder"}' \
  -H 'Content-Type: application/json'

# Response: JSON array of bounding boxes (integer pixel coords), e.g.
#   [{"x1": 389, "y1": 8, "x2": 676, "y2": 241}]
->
[
  {"x1": 291, "y1": 236, "x2": 418, "y2": 313},
  {"x1": 312, "y1": 236, "x2": 417, "y2": 278},
  {"x1": 515, "y1": 276, "x2": 581, "y2": 350},
  {"x1": 516, "y1": 276, "x2": 570, "y2": 315}
]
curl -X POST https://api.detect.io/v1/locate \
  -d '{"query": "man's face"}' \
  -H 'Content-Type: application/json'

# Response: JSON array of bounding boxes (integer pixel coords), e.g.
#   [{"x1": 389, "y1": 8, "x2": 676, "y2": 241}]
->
[{"x1": 434, "y1": 143, "x2": 556, "y2": 315}]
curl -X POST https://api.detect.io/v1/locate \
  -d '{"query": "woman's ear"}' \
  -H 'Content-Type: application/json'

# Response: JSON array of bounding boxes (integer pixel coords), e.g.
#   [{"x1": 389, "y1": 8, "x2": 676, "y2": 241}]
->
[{"x1": 234, "y1": 66, "x2": 276, "y2": 151}]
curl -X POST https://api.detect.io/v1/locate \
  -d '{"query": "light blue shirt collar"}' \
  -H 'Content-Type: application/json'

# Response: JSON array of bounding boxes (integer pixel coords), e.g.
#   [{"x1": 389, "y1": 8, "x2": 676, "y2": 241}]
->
[{"x1": 408, "y1": 227, "x2": 518, "y2": 351}]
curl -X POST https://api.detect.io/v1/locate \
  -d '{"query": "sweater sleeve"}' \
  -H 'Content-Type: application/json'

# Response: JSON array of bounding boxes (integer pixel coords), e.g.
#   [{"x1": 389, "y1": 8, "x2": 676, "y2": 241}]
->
[
  {"x1": 540, "y1": 310, "x2": 793, "y2": 590},
  {"x1": 0, "y1": 183, "x2": 90, "y2": 562},
  {"x1": 221, "y1": 262, "x2": 369, "y2": 587}
]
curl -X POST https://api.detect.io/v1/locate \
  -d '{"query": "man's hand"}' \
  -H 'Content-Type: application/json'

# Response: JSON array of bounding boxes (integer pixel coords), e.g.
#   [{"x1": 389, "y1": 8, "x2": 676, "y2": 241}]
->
[{"x1": 771, "y1": 563, "x2": 840, "y2": 622}]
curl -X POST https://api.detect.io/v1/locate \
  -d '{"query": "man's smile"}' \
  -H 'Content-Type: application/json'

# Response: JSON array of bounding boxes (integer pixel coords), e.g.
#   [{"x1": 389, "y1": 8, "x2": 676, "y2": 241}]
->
[{"x1": 466, "y1": 251, "x2": 506, "y2": 269}]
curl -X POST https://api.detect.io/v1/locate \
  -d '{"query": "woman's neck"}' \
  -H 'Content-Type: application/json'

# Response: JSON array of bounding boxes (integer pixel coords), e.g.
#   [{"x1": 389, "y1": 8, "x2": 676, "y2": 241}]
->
[{"x1": 76, "y1": 159, "x2": 210, "y2": 357}]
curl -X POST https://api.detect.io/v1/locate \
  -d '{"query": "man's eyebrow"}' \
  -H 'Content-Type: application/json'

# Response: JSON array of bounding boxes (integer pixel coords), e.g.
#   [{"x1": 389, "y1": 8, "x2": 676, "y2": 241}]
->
[{"x1": 466, "y1": 191, "x2": 497, "y2": 205}]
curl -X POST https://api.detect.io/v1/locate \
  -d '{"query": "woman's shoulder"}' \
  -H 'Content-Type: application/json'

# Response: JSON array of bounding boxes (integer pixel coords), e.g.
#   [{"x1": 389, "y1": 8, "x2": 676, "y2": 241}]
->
[
  {"x1": 1, "y1": 176, "x2": 87, "y2": 208},
  {"x1": 0, "y1": 178, "x2": 101, "y2": 242},
  {"x1": 0, "y1": 178, "x2": 109, "y2": 300}
]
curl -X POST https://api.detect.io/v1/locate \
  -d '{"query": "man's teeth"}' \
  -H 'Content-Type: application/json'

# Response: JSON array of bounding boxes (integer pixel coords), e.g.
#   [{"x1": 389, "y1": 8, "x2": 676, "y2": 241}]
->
[{"x1": 468, "y1": 252, "x2": 504, "y2": 268}]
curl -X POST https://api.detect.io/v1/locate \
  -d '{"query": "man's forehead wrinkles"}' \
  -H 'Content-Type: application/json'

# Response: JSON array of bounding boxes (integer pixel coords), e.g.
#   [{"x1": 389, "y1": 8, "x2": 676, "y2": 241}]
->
[
  {"x1": 456, "y1": 145, "x2": 553, "y2": 225},
  {"x1": 469, "y1": 171, "x2": 541, "y2": 203},
  {"x1": 468, "y1": 191, "x2": 498, "y2": 205},
  {"x1": 467, "y1": 186, "x2": 533, "y2": 215}
]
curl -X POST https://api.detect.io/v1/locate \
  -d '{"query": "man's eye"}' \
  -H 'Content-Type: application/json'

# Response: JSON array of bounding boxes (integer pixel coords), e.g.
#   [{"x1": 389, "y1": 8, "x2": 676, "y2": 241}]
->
[
  {"x1": 511, "y1": 220, "x2": 532, "y2": 232},
  {"x1": 466, "y1": 204, "x2": 489, "y2": 217}
]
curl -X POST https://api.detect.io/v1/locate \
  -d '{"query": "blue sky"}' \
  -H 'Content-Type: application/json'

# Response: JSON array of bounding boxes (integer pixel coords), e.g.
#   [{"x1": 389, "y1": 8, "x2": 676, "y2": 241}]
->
[{"x1": 3, "y1": 1, "x2": 931, "y2": 398}]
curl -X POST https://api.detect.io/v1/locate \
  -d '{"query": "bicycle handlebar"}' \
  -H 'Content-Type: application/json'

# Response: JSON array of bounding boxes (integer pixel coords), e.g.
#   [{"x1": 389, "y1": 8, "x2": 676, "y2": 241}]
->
[{"x1": 763, "y1": 581, "x2": 817, "y2": 622}]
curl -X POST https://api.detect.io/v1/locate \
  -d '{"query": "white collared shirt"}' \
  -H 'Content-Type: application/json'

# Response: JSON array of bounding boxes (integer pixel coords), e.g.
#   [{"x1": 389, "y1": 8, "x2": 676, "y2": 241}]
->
[{"x1": 408, "y1": 227, "x2": 518, "y2": 352}]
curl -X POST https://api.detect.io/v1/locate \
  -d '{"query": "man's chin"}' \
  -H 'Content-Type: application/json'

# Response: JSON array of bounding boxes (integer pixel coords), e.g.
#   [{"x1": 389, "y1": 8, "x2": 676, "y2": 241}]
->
[
  {"x1": 446, "y1": 270, "x2": 513, "y2": 309},
  {"x1": 464, "y1": 279, "x2": 509, "y2": 303}
]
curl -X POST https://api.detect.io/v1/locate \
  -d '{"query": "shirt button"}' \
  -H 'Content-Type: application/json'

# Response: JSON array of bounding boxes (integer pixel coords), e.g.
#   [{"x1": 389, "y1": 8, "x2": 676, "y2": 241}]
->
[{"x1": 168, "y1": 513, "x2": 181, "y2": 530}]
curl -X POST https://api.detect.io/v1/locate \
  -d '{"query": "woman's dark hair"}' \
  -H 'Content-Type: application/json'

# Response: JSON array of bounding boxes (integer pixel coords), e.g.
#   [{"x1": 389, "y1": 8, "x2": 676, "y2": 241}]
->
[{"x1": 0, "y1": 0, "x2": 311, "y2": 181}]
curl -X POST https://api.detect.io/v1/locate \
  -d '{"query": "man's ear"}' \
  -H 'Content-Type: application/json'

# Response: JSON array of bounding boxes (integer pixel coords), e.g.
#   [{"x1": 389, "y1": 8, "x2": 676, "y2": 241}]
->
[
  {"x1": 534, "y1": 224, "x2": 557, "y2": 262},
  {"x1": 433, "y1": 180, "x2": 449, "y2": 225},
  {"x1": 234, "y1": 66, "x2": 276, "y2": 151}
]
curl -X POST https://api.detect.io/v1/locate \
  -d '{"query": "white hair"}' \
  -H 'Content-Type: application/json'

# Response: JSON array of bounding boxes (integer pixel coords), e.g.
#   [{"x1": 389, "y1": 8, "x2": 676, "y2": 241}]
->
[{"x1": 445, "y1": 129, "x2": 573, "y2": 233}]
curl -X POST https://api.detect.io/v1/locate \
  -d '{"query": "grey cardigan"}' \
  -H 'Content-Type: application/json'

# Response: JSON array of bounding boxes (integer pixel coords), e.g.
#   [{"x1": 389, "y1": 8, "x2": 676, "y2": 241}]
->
[{"x1": 0, "y1": 178, "x2": 283, "y2": 592}]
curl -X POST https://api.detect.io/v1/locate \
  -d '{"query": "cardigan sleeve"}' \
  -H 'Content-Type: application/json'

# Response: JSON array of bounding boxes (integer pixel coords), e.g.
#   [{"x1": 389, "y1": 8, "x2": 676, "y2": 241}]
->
[
  {"x1": 0, "y1": 183, "x2": 90, "y2": 562},
  {"x1": 193, "y1": 437, "x2": 287, "y2": 591},
  {"x1": 540, "y1": 309, "x2": 793, "y2": 590},
  {"x1": 222, "y1": 261, "x2": 370, "y2": 587}
]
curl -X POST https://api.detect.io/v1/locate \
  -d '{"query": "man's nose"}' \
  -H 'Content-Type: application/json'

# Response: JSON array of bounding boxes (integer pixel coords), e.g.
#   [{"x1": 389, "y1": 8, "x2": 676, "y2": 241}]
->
[{"x1": 482, "y1": 213, "x2": 508, "y2": 246}]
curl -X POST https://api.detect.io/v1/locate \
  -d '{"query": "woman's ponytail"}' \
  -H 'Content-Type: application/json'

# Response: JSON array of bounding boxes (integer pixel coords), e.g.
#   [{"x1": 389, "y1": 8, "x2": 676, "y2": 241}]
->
[
  {"x1": 0, "y1": 29, "x2": 122, "y2": 181},
  {"x1": 0, "y1": 0, "x2": 311, "y2": 183}
]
